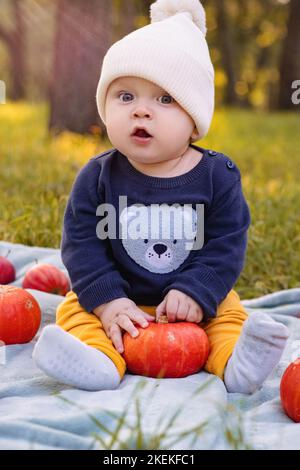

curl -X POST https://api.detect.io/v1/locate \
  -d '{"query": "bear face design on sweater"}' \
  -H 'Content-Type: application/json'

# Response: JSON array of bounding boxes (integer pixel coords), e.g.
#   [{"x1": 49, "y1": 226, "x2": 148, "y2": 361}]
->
[{"x1": 119, "y1": 204, "x2": 198, "y2": 274}]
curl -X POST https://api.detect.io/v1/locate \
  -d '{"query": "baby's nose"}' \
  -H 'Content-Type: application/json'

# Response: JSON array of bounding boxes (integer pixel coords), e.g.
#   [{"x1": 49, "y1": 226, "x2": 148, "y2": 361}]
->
[
  {"x1": 133, "y1": 105, "x2": 152, "y2": 119},
  {"x1": 134, "y1": 111, "x2": 151, "y2": 118}
]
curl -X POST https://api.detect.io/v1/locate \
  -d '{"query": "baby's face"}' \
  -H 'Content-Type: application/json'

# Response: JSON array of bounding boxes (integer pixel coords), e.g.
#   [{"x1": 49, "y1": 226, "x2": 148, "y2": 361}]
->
[{"x1": 105, "y1": 76, "x2": 198, "y2": 166}]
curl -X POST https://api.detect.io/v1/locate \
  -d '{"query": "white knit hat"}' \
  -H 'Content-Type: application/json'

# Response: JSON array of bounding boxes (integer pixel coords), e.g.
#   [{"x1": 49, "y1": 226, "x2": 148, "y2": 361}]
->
[{"x1": 96, "y1": 0, "x2": 215, "y2": 139}]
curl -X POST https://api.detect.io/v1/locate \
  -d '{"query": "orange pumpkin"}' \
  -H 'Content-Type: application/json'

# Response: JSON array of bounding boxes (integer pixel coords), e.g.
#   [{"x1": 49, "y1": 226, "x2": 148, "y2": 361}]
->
[
  {"x1": 280, "y1": 358, "x2": 300, "y2": 423},
  {"x1": 123, "y1": 315, "x2": 210, "y2": 378},
  {"x1": 22, "y1": 263, "x2": 70, "y2": 296},
  {"x1": 0, "y1": 285, "x2": 41, "y2": 344}
]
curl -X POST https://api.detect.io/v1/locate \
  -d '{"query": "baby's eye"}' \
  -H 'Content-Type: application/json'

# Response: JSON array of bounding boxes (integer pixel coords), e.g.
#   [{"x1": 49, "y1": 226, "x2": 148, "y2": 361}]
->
[
  {"x1": 158, "y1": 94, "x2": 174, "y2": 104},
  {"x1": 119, "y1": 92, "x2": 134, "y2": 102}
]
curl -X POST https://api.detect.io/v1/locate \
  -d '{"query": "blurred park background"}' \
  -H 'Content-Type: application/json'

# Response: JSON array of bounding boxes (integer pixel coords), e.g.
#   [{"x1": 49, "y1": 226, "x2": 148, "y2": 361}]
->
[{"x1": 0, "y1": 0, "x2": 300, "y2": 299}]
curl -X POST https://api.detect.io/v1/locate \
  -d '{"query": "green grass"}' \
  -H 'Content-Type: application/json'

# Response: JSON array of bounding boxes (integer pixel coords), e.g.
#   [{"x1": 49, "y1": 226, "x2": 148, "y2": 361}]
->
[
  {"x1": 55, "y1": 378, "x2": 252, "y2": 450},
  {"x1": 0, "y1": 101, "x2": 299, "y2": 299}
]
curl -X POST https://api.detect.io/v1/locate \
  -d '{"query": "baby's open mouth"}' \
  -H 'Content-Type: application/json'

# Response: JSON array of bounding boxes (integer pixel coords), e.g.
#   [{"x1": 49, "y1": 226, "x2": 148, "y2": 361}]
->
[{"x1": 132, "y1": 128, "x2": 152, "y2": 138}]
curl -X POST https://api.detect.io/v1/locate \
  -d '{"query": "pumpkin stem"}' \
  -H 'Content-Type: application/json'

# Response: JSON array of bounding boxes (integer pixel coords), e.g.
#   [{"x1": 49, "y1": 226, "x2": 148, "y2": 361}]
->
[{"x1": 157, "y1": 315, "x2": 168, "y2": 324}]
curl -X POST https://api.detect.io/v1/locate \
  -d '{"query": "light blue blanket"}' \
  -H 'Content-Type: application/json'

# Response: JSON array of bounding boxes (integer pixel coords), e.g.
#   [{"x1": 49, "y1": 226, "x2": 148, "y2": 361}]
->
[{"x1": 1, "y1": 241, "x2": 300, "y2": 450}]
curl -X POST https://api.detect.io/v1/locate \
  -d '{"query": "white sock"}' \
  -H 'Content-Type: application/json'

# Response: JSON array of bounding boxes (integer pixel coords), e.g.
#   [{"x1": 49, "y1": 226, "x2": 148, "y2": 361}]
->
[
  {"x1": 224, "y1": 312, "x2": 289, "y2": 394},
  {"x1": 32, "y1": 325, "x2": 121, "y2": 391}
]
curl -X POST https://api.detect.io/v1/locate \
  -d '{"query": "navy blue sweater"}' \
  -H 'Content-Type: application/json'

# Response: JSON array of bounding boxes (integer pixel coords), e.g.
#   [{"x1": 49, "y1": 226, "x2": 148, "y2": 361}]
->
[{"x1": 61, "y1": 145, "x2": 251, "y2": 321}]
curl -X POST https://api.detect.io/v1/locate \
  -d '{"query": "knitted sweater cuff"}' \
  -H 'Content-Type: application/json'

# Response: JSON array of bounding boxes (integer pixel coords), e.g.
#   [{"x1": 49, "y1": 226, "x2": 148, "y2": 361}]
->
[{"x1": 76, "y1": 275, "x2": 129, "y2": 312}]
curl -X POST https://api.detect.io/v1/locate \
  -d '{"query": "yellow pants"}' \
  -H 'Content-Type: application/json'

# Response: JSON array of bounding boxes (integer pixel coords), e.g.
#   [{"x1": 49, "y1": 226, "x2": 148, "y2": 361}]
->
[{"x1": 56, "y1": 289, "x2": 248, "y2": 381}]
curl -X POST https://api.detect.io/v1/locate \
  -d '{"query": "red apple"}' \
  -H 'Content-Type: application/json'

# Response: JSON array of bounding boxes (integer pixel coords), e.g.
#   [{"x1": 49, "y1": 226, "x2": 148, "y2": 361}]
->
[
  {"x1": 280, "y1": 358, "x2": 300, "y2": 423},
  {"x1": 0, "y1": 251, "x2": 16, "y2": 284},
  {"x1": 0, "y1": 285, "x2": 41, "y2": 344},
  {"x1": 22, "y1": 263, "x2": 70, "y2": 296}
]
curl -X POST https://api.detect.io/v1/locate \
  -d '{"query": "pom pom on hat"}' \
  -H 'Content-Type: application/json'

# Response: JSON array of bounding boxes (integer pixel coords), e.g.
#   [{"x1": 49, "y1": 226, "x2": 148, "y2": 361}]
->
[{"x1": 150, "y1": 0, "x2": 207, "y2": 36}]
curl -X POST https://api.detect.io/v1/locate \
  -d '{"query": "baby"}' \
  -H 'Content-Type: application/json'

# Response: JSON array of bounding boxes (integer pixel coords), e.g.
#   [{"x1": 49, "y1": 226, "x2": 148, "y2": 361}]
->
[{"x1": 33, "y1": 0, "x2": 289, "y2": 393}]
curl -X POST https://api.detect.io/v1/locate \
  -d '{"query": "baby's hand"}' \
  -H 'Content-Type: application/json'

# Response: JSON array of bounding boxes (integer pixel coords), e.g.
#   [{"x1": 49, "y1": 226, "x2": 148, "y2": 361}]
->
[
  {"x1": 156, "y1": 289, "x2": 204, "y2": 323},
  {"x1": 94, "y1": 298, "x2": 154, "y2": 354}
]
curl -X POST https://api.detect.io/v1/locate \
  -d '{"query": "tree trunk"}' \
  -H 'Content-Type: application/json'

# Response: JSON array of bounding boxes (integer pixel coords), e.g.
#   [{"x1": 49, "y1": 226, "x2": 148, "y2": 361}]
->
[
  {"x1": 49, "y1": 0, "x2": 113, "y2": 135},
  {"x1": 215, "y1": 0, "x2": 239, "y2": 105},
  {"x1": 121, "y1": 0, "x2": 136, "y2": 36},
  {"x1": 10, "y1": 0, "x2": 26, "y2": 100},
  {"x1": 278, "y1": 0, "x2": 300, "y2": 110},
  {"x1": 0, "y1": 0, "x2": 26, "y2": 100},
  {"x1": 111, "y1": 0, "x2": 137, "y2": 42}
]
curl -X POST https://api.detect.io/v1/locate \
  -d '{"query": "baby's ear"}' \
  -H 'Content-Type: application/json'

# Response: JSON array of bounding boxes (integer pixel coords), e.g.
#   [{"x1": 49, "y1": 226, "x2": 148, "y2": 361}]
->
[{"x1": 190, "y1": 126, "x2": 200, "y2": 142}]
